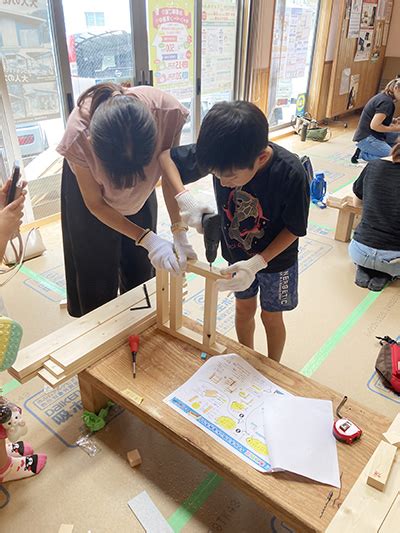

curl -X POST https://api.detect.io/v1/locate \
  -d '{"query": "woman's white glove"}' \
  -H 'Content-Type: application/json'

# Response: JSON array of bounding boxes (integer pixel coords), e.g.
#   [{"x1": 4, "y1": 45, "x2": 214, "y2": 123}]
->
[
  {"x1": 173, "y1": 230, "x2": 198, "y2": 271},
  {"x1": 137, "y1": 231, "x2": 181, "y2": 274},
  {"x1": 175, "y1": 190, "x2": 215, "y2": 234},
  {"x1": 216, "y1": 255, "x2": 268, "y2": 292}
]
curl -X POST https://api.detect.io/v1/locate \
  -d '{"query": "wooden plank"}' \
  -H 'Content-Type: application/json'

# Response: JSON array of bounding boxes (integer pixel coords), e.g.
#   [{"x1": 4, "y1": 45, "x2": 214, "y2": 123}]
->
[
  {"x1": 186, "y1": 260, "x2": 225, "y2": 281},
  {"x1": 327, "y1": 441, "x2": 400, "y2": 532},
  {"x1": 43, "y1": 359, "x2": 65, "y2": 377},
  {"x1": 38, "y1": 367, "x2": 62, "y2": 387},
  {"x1": 367, "y1": 441, "x2": 397, "y2": 491},
  {"x1": 169, "y1": 274, "x2": 183, "y2": 331},
  {"x1": 48, "y1": 311, "x2": 157, "y2": 381},
  {"x1": 334, "y1": 210, "x2": 355, "y2": 242},
  {"x1": 11, "y1": 278, "x2": 156, "y2": 381},
  {"x1": 81, "y1": 321, "x2": 390, "y2": 533},
  {"x1": 383, "y1": 413, "x2": 400, "y2": 448},
  {"x1": 307, "y1": 0, "x2": 334, "y2": 120},
  {"x1": 379, "y1": 492, "x2": 400, "y2": 532},
  {"x1": 202, "y1": 278, "x2": 218, "y2": 350},
  {"x1": 156, "y1": 269, "x2": 169, "y2": 326},
  {"x1": 158, "y1": 323, "x2": 226, "y2": 356}
]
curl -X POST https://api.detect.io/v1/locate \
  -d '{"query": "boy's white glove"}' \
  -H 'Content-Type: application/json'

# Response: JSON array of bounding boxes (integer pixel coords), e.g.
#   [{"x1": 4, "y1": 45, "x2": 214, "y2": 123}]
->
[
  {"x1": 173, "y1": 230, "x2": 198, "y2": 271},
  {"x1": 137, "y1": 231, "x2": 181, "y2": 274},
  {"x1": 175, "y1": 190, "x2": 215, "y2": 234},
  {"x1": 216, "y1": 255, "x2": 268, "y2": 292}
]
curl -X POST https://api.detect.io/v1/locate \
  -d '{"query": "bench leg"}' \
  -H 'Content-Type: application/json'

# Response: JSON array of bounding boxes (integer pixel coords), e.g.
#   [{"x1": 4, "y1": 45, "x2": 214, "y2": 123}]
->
[
  {"x1": 335, "y1": 210, "x2": 355, "y2": 242},
  {"x1": 78, "y1": 373, "x2": 109, "y2": 413}
]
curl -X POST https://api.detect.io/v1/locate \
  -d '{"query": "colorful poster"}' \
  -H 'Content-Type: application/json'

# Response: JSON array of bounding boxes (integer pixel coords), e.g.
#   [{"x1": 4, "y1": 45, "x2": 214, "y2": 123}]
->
[
  {"x1": 347, "y1": 74, "x2": 360, "y2": 109},
  {"x1": 360, "y1": 0, "x2": 377, "y2": 29},
  {"x1": 0, "y1": 0, "x2": 60, "y2": 123},
  {"x1": 348, "y1": 0, "x2": 363, "y2": 38},
  {"x1": 354, "y1": 29, "x2": 373, "y2": 61},
  {"x1": 148, "y1": 1, "x2": 194, "y2": 101},
  {"x1": 280, "y1": 7, "x2": 313, "y2": 80}
]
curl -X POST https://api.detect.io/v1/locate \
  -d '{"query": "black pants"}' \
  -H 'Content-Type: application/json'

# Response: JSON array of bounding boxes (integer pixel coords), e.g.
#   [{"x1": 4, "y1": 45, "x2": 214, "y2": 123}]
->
[{"x1": 61, "y1": 160, "x2": 157, "y2": 317}]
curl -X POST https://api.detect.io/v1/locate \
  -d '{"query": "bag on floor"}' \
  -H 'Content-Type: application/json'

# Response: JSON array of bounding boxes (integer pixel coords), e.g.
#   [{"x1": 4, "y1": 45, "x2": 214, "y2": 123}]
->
[{"x1": 375, "y1": 336, "x2": 400, "y2": 394}]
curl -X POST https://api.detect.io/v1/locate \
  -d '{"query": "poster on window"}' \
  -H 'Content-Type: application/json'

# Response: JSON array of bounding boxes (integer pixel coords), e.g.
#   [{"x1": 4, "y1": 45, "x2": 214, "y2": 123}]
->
[
  {"x1": 384, "y1": 0, "x2": 393, "y2": 23},
  {"x1": 148, "y1": 1, "x2": 194, "y2": 101},
  {"x1": 347, "y1": 74, "x2": 360, "y2": 109},
  {"x1": 201, "y1": 1, "x2": 237, "y2": 101},
  {"x1": 354, "y1": 29, "x2": 374, "y2": 61},
  {"x1": 348, "y1": 0, "x2": 363, "y2": 38},
  {"x1": 360, "y1": 0, "x2": 377, "y2": 29},
  {"x1": 280, "y1": 7, "x2": 313, "y2": 80},
  {"x1": 0, "y1": 0, "x2": 60, "y2": 123}
]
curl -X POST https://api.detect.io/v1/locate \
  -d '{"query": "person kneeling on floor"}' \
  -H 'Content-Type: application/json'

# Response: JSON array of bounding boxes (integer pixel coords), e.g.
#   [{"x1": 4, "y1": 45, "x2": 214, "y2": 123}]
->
[{"x1": 349, "y1": 141, "x2": 400, "y2": 291}]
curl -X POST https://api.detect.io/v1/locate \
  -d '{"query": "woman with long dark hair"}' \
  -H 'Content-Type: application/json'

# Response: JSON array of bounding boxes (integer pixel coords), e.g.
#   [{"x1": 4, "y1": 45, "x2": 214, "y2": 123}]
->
[
  {"x1": 351, "y1": 78, "x2": 400, "y2": 163},
  {"x1": 57, "y1": 83, "x2": 196, "y2": 317},
  {"x1": 349, "y1": 141, "x2": 400, "y2": 291}
]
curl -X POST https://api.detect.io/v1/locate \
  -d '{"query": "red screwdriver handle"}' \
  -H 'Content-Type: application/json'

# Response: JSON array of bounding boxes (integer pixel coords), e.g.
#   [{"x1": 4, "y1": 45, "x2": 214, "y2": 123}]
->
[{"x1": 129, "y1": 334, "x2": 140, "y2": 353}]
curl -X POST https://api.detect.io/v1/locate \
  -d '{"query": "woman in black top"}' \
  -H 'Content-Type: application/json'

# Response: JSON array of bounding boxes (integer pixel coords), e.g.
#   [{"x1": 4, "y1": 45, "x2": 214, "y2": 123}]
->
[
  {"x1": 349, "y1": 142, "x2": 400, "y2": 291},
  {"x1": 351, "y1": 79, "x2": 400, "y2": 163}
]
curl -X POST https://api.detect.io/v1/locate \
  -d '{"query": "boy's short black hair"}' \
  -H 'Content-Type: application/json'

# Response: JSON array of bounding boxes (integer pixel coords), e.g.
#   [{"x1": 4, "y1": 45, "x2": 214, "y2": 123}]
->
[{"x1": 196, "y1": 101, "x2": 269, "y2": 174}]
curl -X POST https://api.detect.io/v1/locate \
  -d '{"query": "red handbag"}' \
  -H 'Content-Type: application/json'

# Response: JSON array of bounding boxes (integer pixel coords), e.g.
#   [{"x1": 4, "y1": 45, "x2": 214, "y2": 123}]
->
[{"x1": 375, "y1": 336, "x2": 400, "y2": 394}]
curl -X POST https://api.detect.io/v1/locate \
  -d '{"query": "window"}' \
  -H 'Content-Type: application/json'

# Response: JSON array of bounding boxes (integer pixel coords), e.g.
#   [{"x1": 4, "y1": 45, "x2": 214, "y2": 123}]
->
[{"x1": 84, "y1": 12, "x2": 105, "y2": 28}]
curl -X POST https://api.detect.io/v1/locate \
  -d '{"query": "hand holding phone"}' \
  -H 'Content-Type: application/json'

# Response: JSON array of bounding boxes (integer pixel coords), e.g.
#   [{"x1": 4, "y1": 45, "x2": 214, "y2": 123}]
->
[{"x1": 6, "y1": 163, "x2": 20, "y2": 205}]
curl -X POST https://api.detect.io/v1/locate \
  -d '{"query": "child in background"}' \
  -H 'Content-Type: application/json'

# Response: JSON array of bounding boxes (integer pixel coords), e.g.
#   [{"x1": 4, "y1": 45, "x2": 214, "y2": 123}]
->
[{"x1": 160, "y1": 101, "x2": 310, "y2": 362}]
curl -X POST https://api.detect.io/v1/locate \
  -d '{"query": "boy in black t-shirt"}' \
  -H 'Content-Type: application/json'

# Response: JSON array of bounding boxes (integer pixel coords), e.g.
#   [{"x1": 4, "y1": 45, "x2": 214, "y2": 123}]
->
[{"x1": 160, "y1": 101, "x2": 309, "y2": 362}]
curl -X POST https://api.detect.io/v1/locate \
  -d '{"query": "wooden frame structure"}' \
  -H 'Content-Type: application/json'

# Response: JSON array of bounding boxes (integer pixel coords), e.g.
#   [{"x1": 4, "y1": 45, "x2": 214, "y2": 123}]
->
[
  {"x1": 326, "y1": 195, "x2": 362, "y2": 242},
  {"x1": 156, "y1": 261, "x2": 227, "y2": 355}
]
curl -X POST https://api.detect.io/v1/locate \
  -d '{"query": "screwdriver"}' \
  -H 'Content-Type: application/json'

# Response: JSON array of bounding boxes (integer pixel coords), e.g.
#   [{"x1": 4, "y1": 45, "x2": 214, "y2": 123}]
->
[{"x1": 128, "y1": 335, "x2": 140, "y2": 378}]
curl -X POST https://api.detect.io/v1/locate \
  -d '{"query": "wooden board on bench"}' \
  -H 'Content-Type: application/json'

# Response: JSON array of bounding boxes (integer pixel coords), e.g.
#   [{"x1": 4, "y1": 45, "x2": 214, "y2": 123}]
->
[{"x1": 79, "y1": 320, "x2": 390, "y2": 533}]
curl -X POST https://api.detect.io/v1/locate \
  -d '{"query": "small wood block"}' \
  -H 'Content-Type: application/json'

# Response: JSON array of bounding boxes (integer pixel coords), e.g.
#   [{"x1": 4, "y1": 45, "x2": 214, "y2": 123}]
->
[
  {"x1": 44, "y1": 359, "x2": 66, "y2": 377},
  {"x1": 379, "y1": 492, "x2": 400, "y2": 532},
  {"x1": 383, "y1": 413, "x2": 400, "y2": 448},
  {"x1": 58, "y1": 525, "x2": 74, "y2": 533},
  {"x1": 127, "y1": 449, "x2": 142, "y2": 468},
  {"x1": 59, "y1": 299, "x2": 68, "y2": 309},
  {"x1": 122, "y1": 389, "x2": 143, "y2": 405},
  {"x1": 367, "y1": 440, "x2": 397, "y2": 491}
]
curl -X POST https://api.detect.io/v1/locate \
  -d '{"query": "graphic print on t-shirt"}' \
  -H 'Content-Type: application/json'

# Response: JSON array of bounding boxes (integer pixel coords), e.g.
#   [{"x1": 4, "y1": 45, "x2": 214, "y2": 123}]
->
[{"x1": 223, "y1": 188, "x2": 269, "y2": 251}]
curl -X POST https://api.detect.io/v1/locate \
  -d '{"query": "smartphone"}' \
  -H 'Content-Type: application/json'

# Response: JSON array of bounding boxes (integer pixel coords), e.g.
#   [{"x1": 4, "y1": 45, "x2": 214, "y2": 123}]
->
[{"x1": 5, "y1": 163, "x2": 20, "y2": 205}]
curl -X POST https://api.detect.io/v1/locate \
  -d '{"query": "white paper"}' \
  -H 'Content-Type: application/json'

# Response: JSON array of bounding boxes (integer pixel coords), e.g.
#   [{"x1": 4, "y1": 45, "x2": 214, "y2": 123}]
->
[
  {"x1": 348, "y1": 0, "x2": 362, "y2": 38},
  {"x1": 383, "y1": 22, "x2": 389, "y2": 45},
  {"x1": 263, "y1": 394, "x2": 341, "y2": 487},
  {"x1": 128, "y1": 491, "x2": 173, "y2": 533},
  {"x1": 354, "y1": 29, "x2": 373, "y2": 61},
  {"x1": 164, "y1": 354, "x2": 290, "y2": 472},
  {"x1": 377, "y1": 0, "x2": 386, "y2": 20},
  {"x1": 339, "y1": 68, "x2": 351, "y2": 95},
  {"x1": 360, "y1": 1, "x2": 377, "y2": 29}
]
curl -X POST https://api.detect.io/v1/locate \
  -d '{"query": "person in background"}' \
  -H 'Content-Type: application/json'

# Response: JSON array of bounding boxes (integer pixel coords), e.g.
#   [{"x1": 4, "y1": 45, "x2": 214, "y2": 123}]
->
[
  {"x1": 349, "y1": 142, "x2": 400, "y2": 291},
  {"x1": 160, "y1": 101, "x2": 310, "y2": 362},
  {"x1": 57, "y1": 82, "x2": 197, "y2": 318},
  {"x1": 351, "y1": 78, "x2": 400, "y2": 163}
]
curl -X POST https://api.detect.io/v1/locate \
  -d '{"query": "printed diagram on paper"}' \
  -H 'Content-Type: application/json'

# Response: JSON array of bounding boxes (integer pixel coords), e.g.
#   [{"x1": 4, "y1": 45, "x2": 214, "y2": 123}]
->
[{"x1": 164, "y1": 354, "x2": 289, "y2": 472}]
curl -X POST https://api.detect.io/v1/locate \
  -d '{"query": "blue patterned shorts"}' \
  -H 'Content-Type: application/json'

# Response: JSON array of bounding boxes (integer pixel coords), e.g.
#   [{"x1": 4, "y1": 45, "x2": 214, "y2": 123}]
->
[{"x1": 235, "y1": 261, "x2": 298, "y2": 312}]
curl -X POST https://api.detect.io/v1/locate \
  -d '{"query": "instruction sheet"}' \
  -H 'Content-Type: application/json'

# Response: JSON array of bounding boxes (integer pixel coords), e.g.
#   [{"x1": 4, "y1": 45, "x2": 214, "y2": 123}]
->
[{"x1": 164, "y1": 354, "x2": 290, "y2": 472}]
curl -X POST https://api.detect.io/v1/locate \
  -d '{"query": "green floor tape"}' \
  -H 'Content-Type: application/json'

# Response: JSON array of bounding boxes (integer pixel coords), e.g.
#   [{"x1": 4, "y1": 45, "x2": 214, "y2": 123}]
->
[
  {"x1": 168, "y1": 473, "x2": 222, "y2": 532},
  {"x1": 1, "y1": 378, "x2": 21, "y2": 395},
  {"x1": 300, "y1": 290, "x2": 381, "y2": 377},
  {"x1": 19, "y1": 265, "x2": 66, "y2": 297}
]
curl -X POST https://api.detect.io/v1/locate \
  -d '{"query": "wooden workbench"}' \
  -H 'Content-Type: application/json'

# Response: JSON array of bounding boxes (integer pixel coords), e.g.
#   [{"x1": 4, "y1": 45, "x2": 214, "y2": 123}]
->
[{"x1": 78, "y1": 320, "x2": 390, "y2": 533}]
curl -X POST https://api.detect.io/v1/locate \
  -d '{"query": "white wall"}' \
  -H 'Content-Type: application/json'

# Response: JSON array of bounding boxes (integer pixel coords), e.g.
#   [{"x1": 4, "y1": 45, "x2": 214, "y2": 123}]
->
[{"x1": 386, "y1": 0, "x2": 400, "y2": 57}]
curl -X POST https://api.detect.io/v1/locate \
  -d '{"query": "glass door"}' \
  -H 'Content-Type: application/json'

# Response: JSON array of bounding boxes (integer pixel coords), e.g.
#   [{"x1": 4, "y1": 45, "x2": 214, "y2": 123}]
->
[
  {"x1": 268, "y1": 0, "x2": 320, "y2": 128},
  {"x1": 0, "y1": 0, "x2": 66, "y2": 220},
  {"x1": 61, "y1": 0, "x2": 135, "y2": 103}
]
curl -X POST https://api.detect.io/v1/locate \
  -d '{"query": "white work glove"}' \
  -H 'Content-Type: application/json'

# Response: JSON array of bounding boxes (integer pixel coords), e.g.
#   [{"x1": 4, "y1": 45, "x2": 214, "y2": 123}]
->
[
  {"x1": 173, "y1": 230, "x2": 198, "y2": 271},
  {"x1": 175, "y1": 190, "x2": 215, "y2": 234},
  {"x1": 137, "y1": 231, "x2": 181, "y2": 274},
  {"x1": 216, "y1": 255, "x2": 268, "y2": 292}
]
